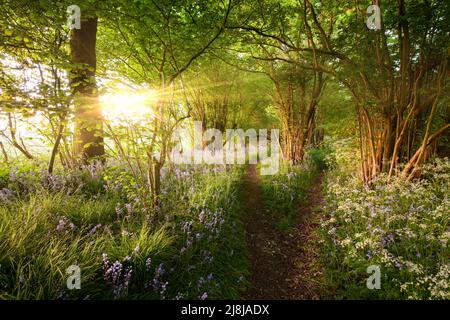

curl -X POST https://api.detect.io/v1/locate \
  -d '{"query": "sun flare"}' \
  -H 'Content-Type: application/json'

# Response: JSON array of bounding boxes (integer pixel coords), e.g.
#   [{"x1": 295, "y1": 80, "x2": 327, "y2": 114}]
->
[{"x1": 100, "y1": 89, "x2": 156, "y2": 121}]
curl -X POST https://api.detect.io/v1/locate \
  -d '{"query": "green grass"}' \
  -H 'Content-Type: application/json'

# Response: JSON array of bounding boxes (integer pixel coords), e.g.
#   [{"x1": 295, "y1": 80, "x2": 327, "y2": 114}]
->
[
  {"x1": 0, "y1": 163, "x2": 250, "y2": 299},
  {"x1": 258, "y1": 146, "x2": 332, "y2": 232},
  {"x1": 259, "y1": 160, "x2": 319, "y2": 232}
]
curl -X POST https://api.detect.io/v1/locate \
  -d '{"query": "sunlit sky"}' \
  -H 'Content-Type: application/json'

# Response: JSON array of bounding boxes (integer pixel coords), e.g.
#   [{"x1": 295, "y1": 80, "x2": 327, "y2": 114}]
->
[
  {"x1": 0, "y1": 54, "x2": 159, "y2": 138},
  {"x1": 0, "y1": 88, "x2": 157, "y2": 142},
  {"x1": 100, "y1": 89, "x2": 156, "y2": 121},
  {"x1": 0, "y1": 54, "x2": 158, "y2": 143}
]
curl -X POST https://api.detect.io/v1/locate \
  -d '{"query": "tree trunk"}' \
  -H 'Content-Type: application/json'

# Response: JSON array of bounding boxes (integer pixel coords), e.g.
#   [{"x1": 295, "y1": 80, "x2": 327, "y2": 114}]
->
[
  {"x1": 48, "y1": 121, "x2": 64, "y2": 174},
  {"x1": 70, "y1": 17, "x2": 104, "y2": 163}
]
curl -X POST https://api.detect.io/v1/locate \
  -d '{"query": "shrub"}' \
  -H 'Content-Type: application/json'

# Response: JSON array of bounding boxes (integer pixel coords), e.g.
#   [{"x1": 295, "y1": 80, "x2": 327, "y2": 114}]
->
[{"x1": 305, "y1": 140, "x2": 336, "y2": 171}]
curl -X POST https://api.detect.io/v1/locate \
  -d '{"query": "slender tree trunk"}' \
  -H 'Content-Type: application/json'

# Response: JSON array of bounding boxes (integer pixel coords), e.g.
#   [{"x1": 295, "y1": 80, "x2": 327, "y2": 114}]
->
[
  {"x1": 48, "y1": 121, "x2": 65, "y2": 174},
  {"x1": 7, "y1": 113, "x2": 34, "y2": 160},
  {"x1": 0, "y1": 141, "x2": 8, "y2": 165}
]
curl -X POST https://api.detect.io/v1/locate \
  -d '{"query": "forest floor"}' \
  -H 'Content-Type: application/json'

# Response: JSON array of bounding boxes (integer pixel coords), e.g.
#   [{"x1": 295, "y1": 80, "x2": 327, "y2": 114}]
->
[{"x1": 244, "y1": 164, "x2": 323, "y2": 299}]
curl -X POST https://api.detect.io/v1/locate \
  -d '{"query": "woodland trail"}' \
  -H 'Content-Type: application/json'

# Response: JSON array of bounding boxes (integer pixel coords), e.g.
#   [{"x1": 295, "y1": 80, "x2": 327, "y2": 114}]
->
[{"x1": 244, "y1": 164, "x2": 323, "y2": 299}]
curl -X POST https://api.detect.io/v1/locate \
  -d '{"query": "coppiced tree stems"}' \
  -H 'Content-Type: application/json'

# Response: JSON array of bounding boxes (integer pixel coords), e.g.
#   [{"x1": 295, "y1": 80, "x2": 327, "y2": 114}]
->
[{"x1": 297, "y1": 0, "x2": 449, "y2": 182}]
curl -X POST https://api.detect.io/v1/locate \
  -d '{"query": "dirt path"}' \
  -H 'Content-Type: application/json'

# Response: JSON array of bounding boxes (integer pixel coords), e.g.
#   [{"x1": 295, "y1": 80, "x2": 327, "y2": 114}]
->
[{"x1": 244, "y1": 164, "x2": 323, "y2": 299}]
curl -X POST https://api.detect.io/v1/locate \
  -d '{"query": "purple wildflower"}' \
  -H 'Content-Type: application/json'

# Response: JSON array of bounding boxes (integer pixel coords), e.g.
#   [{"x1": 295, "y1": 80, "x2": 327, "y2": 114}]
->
[
  {"x1": 197, "y1": 277, "x2": 205, "y2": 288},
  {"x1": 56, "y1": 219, "x2": 66, "y2": 232},
  {"x1": 145, "y1": 257, "x2": 152, "y2": 270},
  {"x1": 89, "y1": 224, "x2": 102, "y2": 235},
  {"x1": 199, "y1": 210, "x2": 205, "y2": 223},
  {"x1": 175, "y1": 292, "x2": 184, "y2": 300},
  {"x1": 156, "y1": 263, "x2": 164, "y2": 276},
  {"x1": 132, "y1": 245, "x2": 140, "y2": 255}
]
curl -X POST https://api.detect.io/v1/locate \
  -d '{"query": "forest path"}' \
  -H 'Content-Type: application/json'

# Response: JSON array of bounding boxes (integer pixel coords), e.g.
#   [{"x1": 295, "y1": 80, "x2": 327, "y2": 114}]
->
[{"x1": 244, "y1": 164, "x2": 323, "y2": 299}]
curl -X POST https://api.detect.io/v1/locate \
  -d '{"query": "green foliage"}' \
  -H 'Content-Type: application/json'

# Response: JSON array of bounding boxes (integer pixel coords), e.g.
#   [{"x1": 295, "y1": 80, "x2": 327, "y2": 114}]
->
[
  {"x1": 320, "y1": 138, "x2": 361, "y2": 184},
  {"x1": 318, "y1": 82, "x2": 355, "y2": 139},
  {"x1": 260, "y1": 163, "x2": 318, "y2": 232},
  {"x1": 305, "y1": 142, "x2": 336, "y2": 171}
]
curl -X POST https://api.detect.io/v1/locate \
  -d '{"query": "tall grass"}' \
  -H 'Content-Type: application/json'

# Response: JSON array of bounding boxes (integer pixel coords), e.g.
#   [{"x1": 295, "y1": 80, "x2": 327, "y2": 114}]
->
[
  {"x1": 0, "y1": 162, "x2": 249, "y2": 299},
  {"x1": 259, "y1": 147, "x2": 327, "y2": 232}
]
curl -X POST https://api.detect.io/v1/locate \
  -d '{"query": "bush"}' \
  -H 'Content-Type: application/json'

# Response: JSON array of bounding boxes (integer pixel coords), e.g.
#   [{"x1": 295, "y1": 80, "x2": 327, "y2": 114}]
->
[{"x1": 305, "y1": 141, "x2": 336, "y2": 171}]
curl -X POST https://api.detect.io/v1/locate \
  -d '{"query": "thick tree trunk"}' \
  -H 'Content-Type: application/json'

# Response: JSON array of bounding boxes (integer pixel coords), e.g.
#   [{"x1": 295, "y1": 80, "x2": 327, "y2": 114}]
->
[{"x1": 70, "y1": 17, "x2": 104, "y2": 163}]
